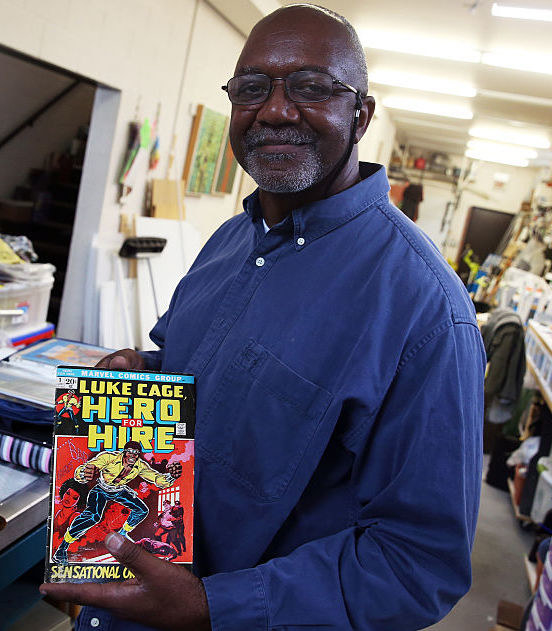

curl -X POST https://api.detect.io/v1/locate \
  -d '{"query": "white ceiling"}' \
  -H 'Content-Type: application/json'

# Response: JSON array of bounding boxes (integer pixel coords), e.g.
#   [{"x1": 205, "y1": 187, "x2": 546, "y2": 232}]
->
[{"x1": 209, "y1": 0, "x2": 552, "y2": 167}]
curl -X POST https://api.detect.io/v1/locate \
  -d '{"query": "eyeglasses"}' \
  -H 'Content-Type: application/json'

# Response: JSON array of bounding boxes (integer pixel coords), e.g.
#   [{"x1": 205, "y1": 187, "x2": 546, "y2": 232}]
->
[{"x1": 222, "y1": 70, "x2": 361, "y2": 105}]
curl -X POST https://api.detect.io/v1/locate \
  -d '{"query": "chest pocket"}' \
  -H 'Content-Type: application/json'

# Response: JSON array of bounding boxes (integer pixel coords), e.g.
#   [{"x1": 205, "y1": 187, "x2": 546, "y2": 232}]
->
[{"x1": 198, "y1": 340, "x2": 333, "y2": 501}]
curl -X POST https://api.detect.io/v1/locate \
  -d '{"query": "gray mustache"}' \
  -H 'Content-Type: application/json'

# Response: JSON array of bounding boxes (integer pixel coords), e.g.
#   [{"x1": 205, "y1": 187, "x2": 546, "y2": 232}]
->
[{"x1": 245, "y1": 128, "x2": 317, "y2": 148}]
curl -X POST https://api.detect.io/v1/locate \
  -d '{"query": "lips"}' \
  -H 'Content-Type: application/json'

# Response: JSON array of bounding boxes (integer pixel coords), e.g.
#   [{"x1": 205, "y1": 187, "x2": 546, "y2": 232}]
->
[{"x1": 256, "y1": 142, "x2": 309, "y2": 151}]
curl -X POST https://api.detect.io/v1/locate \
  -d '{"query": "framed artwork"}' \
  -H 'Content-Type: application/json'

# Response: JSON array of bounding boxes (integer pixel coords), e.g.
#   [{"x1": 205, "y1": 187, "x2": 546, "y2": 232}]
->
[
  {"x1": 212, "y1": 125, "x2": 239, "y2": 195},
  {"x1": 182, "y1": 105, "x2": 228, "y2": 195}
]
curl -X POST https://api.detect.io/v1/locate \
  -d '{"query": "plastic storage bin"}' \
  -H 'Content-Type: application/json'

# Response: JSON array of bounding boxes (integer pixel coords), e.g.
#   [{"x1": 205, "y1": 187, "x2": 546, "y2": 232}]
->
[{"x1": 0, "y1": 277, "x2": 54, "y2": 329}]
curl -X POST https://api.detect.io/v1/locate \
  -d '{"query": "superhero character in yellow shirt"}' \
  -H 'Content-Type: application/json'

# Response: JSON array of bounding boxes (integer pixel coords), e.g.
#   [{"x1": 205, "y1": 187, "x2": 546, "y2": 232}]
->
[
  {"x1": 54, "y1": 392, "x2": 81, "y2": 427},
  {"x1": 52, "y1": 441, "x2": 182, "y2": 563}
]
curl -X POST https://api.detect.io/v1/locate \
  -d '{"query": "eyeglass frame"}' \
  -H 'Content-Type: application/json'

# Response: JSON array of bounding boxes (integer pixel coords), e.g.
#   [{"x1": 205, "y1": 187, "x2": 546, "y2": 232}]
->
[{"x1": 221, "y1": 70, "x2": 364, "y2": 106}]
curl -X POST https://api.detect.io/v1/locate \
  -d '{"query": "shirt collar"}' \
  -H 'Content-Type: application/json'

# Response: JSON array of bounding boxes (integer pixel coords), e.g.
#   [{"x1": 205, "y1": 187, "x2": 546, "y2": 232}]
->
[{"x1": 242, "y1": 162, "x2": 390, "y2": 244}]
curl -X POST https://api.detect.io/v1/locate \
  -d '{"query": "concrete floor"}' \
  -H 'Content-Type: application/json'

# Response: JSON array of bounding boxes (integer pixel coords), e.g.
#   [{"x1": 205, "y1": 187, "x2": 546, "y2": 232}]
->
[{"x1": 424, "y1": 468, "x2": 534, "y2": 630}]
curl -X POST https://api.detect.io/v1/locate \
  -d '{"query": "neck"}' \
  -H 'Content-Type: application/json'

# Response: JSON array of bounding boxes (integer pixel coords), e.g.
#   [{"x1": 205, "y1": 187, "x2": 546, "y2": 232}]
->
[{"x1": 259, "y1": 153, "x2": 361, "y2": 227}]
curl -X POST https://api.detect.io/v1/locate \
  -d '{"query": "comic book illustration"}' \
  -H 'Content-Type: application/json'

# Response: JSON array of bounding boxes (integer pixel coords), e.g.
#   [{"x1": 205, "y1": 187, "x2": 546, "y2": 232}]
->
[{"x1": 45, "y1": 366, "x2": 195, "y2": 583}]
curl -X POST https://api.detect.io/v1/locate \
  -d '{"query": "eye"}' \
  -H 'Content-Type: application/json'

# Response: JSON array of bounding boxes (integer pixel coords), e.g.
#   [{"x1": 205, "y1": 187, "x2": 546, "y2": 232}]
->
[
  {"x1": 294, "y1": 81, "x2": 325, "y2": 95},
  {"x1": 238, "y1": 83, "x2": 267, "y2": 96}
]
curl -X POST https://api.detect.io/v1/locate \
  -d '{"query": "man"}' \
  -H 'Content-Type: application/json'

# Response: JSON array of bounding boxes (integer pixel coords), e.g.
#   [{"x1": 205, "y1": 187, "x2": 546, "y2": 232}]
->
[
  {"x1": 135, "y1": 537, "x2": 179, "y2": 562},
  {"x1": 170, "y1": 500, "x2": 186, "y2": 554},
  {"x1": 54, "y1": 391, "x2": 81, "y2": 431},
  {"x1": 155, "y1": 500, "x2": 175, "y2": 543},
  {"x1": 42, "y1": 5, "x2": 485, "y2": 630},
  {"x1": 52, "y1": 441, "x2": 182, "y2": 563}
]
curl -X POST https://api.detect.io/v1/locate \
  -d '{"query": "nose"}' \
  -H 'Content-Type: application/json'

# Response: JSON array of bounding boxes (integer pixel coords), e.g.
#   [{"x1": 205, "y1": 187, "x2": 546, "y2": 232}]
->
[{"x1": 256, "y1": 79, "x2": 300, "y2": 126}]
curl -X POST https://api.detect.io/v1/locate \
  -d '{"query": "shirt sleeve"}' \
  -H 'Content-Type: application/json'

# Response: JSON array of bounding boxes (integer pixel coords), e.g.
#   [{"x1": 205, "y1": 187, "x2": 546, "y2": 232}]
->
[{"x1": 202, "y1": 321, "x2": 485, "y2": 631}]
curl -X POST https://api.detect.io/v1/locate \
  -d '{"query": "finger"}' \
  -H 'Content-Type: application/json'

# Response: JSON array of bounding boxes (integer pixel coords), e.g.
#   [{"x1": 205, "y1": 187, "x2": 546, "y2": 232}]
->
[
  {"x1": 108, "y1": 355, "x2": 130, "y2": 369},
  {"x1": 105, "y1": 532, "x2": 168, "y2": 580},
  {"x1": 95, "y1": 353, "x2": 115, "y2": 368},
  {"x1": 40, "y1": 579, "x2": 136, "y2": 608}
]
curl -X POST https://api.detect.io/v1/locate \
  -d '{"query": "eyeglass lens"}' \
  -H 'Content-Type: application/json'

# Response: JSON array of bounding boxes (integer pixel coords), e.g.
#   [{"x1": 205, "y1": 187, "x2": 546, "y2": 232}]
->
[{"x1": 227, "y1": 71, "x2": 334, "y2": 105}]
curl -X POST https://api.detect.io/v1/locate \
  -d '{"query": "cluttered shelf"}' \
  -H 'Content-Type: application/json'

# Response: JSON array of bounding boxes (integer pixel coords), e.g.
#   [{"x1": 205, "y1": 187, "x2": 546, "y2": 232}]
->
[
  {"x1": 527, "y1": 357, "x2": 552, "y2": 415},
  {"x1": 388, "y1": 165, "x2": 459, "y2": 185},
  {"x1": 526, "y1": 321, "x2": 552, "y2": 409}
]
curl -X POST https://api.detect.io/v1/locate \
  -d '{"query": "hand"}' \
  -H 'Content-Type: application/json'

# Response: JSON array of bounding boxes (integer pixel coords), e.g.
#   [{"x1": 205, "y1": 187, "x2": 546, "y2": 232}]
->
[
  {"x1": 40, "y1": 532, "x2": 211, "y2": 631},
  {"x1": 167, "y1": 462, "x2": 182, "y2": 478},
  {"x1": 96, "y1": 349, "x2": 145, "y2": 370},
  {"x1": 83, "y1": 463, "x2": 96, "y2": 482}
]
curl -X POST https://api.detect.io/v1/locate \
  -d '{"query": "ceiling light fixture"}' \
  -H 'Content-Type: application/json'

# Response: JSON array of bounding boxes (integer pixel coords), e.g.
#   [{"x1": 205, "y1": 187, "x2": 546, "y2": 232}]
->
[
  {"x1": 360, "y1": 28, "x2": 552, "y2": 76},
  {"x1": 382, "y1": 96, "x2": 474, "y2": 119},
  {"x1": 465, "y1": 149, "x2": 529, "y2": 167},
  {"x1": 467, "y1": 139, "x2": 538, "y2": 159},
  {"x1": 469, "y1": 126, "x2": 551, "y2": 149},
  {"x1": 370, "y1": 70, "x2": 477, "y2": 97},
  {"x1": 482, "y1": 51, "x2": 552, "y2": 75},
  {"x1": 360, "y1": 30, "x2": 482, "y2": 63},
  {"x1": 491, "y1": 3, "x2": 552, "y2": 22}
]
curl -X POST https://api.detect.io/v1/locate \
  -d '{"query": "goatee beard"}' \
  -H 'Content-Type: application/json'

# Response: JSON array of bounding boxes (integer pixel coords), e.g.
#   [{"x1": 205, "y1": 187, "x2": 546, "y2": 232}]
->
[{"x1": 242, "y1": 127, "x2": 324, "y2": 193}]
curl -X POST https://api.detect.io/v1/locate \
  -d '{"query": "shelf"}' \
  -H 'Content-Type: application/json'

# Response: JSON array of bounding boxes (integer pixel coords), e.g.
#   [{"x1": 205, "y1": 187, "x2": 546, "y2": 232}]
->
[
  {"x1": 388, "y1": 167, "x2": 459, "y2": 185},
  {"x1": 527, "y1": 357, "x2": 552, "y2": 413},
  {"x1": 525, "y1": 321, "x2": 552, "y2": 411},
  {"x1": 507, "y1": 478, "x2": 533, "y2": 523}
]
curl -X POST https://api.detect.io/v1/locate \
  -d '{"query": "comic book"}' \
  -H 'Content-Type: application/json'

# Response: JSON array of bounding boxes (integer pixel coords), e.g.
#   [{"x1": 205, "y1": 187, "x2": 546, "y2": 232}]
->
[{"x1": 44, "y1": 366, "x2": 195, "y2": 583}]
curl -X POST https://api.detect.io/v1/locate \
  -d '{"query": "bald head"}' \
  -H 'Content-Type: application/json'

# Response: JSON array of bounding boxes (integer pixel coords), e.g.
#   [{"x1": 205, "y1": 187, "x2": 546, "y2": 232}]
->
[{"x1": 239, "y1": 4, "x2": 368, "y2": 95}]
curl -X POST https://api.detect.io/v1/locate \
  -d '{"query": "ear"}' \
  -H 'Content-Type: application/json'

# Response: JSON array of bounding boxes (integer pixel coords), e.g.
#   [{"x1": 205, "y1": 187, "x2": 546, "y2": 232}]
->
[{"x1": 354, "y1": 96, "x2": 375, "y2": 144}]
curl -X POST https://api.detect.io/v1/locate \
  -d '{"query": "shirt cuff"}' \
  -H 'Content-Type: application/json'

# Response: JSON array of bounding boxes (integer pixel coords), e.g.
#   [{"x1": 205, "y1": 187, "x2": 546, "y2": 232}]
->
[
  {"x1": 202, "y1": 567, "x2": 268, "y2": 631},
  {"x1": 138, "y1": 350, "x2": 162, "y2": 371}
]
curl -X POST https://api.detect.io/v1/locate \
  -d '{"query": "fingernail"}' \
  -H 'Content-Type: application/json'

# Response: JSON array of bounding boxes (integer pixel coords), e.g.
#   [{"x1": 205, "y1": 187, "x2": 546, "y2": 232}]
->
[
  {"x1": 39, "y1": 588, "x2": 47, "y2": 595},
  {"x1": 105, "y1": 532, "x2": 125, "y2": 553}
]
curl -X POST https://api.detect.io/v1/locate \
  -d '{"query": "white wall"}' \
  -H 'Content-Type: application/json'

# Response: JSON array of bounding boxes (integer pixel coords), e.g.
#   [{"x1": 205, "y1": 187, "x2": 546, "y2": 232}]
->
[
  {"x1": 358, "y1": 89, "x2": 395, "y2": 167},
  {"x1": 416, "y1": 180, "x2": 456, "y2": 248},
  {"x1": 0, "y1": 51, "x2": 95, "y2": 198},
  {"x1": 170, "y1": 0, "x2": 246, "y2": 242}
]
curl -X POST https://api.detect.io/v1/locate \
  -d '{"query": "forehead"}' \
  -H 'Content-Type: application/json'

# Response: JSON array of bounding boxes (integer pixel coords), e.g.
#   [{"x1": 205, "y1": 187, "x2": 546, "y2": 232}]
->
[{"x1": 236, "y1": 12, "x2": 351, "y2": 78}]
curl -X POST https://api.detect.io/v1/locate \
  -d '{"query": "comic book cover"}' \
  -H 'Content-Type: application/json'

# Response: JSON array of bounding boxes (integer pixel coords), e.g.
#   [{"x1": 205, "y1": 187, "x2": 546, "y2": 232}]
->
[{"x1": 44, "y1": 366, "x2": 195, "y2": 583}]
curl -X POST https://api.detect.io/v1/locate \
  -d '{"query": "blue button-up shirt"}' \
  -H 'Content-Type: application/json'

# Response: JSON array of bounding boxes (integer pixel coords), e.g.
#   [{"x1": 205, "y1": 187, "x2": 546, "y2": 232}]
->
[{"x1": 77, "y1": 163, "x2": 484, "y2": 631}]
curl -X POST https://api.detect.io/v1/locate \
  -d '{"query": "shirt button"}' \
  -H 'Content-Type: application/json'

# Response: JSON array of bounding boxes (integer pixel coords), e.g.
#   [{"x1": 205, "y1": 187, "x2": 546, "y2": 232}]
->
[
  {"x1": 255, "y1": 257, "x2": 265, "y2": 267},
  {"x1": 90, "y1": 618, "x2": 100, "y2": 628},
  {"x1": 297, "y1": 237, "x2": 305, "y2": 246}
]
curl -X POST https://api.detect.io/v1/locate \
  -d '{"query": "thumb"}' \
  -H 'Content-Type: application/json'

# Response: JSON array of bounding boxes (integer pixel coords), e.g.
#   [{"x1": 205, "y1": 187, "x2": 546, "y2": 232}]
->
[
  {"x1": 105, "y1": 532, "x2": 163, "y2": 580},
  {"x1": 108, "y1": 355, "x2": 130, "y2": 369}
]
